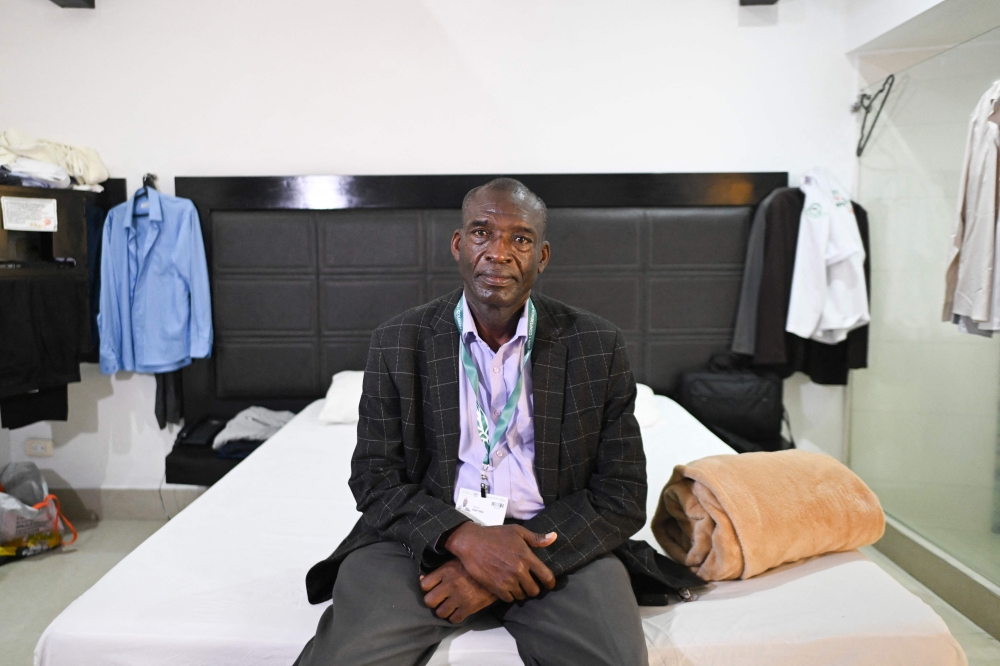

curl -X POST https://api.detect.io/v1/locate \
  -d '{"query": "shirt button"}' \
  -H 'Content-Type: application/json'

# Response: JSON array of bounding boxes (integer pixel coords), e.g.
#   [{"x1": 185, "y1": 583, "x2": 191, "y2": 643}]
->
[
  {"x1": 493, "y1": 409, "x2": 500, "y2": 416},
  {"x1": 497, "y1": 451, "x2": 504, "y2": 458},
  {"x1": 492, "y1": 366, "x2": 500, "y2": 374}
]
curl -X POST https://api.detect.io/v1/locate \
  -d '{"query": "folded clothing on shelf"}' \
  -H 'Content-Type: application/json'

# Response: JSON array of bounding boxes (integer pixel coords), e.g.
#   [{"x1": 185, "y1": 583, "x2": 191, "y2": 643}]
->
[
  {"x1": 0, "y1": 129, "x2": 108, "y2": 186},
  {"x1": 3, "y1": 157, "x2": 71, "y2": 188}
]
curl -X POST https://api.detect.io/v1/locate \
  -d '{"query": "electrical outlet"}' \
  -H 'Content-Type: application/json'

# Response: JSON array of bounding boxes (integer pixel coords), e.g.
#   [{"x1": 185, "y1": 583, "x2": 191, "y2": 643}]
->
[{"x1": 25, "y1": 438, "x2": 54, "y2": 458}]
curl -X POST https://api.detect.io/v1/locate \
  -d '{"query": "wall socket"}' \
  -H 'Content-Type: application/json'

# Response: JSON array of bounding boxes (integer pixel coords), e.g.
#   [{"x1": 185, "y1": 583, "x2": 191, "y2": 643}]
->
[{"x1": 25, "y1": 438, "x2": 54, "y2": 457}]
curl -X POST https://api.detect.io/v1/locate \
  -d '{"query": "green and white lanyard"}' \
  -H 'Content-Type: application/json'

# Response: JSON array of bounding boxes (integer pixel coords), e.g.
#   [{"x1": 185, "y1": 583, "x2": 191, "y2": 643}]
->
[{"x1": 454, "y1": 294, "x2": 537, "y2": 497}]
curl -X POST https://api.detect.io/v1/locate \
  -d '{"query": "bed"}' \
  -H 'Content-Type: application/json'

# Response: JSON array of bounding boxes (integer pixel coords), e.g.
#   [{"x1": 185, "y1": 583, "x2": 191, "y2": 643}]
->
[
  {"x1": 36, "y1": 395, "x2": 966, "y2": 666},
  {"x1": 38, "y1": 173, "x2": 966, "y2": 664}
]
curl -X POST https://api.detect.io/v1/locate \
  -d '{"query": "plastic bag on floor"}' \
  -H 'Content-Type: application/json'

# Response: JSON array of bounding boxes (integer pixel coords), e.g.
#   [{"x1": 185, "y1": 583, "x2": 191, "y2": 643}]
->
[{"x1": 0, "y1": 462, "x2": 76, "y2": 565}]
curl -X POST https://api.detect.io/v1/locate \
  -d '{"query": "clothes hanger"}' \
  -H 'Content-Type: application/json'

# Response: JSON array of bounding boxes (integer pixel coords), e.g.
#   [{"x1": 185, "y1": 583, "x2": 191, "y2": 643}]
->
[
  {"x1": 852, "y1": 74, "x2": 894, "y2": 157},
  {"x1": 137, "y1": 173, "x2": 158, "y2": 197},
  {"x1": 134, "y1": 173, "x2": 157, "y2": 213}
]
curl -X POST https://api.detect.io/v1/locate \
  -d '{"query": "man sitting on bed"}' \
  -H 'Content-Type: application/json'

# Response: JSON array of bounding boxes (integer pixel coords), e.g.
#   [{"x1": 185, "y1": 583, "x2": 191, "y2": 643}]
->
[{"x1": 296, "y1": 178, "x2": 699, "y2": 666}]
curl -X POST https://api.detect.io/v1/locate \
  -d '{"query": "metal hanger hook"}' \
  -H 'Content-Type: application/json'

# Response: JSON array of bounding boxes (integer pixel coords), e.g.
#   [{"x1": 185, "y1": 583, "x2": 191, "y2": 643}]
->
[{"x1": 853, "y1": 74, "x2": 895, "y2": 157}]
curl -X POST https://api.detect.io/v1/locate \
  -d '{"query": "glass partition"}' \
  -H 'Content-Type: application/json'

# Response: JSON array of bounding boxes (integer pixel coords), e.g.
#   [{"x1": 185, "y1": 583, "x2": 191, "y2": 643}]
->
[{"x1": 852, "y1": 26, "x2": 1000, "y2": 585}]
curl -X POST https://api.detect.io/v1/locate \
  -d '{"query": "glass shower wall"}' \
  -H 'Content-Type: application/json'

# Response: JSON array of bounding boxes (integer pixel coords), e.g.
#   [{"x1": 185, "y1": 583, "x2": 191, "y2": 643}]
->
[{"x1": 851, "y1": 26, "x2": 1000, "y2": 586}]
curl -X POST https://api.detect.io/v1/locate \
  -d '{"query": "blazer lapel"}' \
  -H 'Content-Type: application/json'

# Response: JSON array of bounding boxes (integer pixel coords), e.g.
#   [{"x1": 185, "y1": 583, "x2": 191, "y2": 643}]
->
[
  {"x1": 530, "y1": 297, "x2": 566, "y2": 505},
  {"x1": 428, "y1": 290, "x2": 463, "y2": 500}
]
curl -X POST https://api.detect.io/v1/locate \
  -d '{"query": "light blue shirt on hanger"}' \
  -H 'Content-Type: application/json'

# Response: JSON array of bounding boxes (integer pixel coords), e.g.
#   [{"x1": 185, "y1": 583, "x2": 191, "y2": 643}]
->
[{"x1": 98, "y1": 187, "x2": 213, "y2": 375}]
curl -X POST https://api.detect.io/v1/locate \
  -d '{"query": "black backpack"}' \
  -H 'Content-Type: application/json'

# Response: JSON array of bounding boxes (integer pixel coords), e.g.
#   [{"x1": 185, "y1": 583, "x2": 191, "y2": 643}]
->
[{"x1": 675, "y1": 355, "x2": 794, "y2": 454}]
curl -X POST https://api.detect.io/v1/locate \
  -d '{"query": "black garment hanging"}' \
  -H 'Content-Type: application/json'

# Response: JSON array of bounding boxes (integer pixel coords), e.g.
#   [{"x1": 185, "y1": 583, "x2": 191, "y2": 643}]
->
[
  {"x1": 155, "y1": 370, "x2": 183, "y2": 429},
  {"x1": 0, "y1": 386, "x2": 68, "y2": 429},
  {"x1": 0, "y1": 275, "x2": 89, "y2": 400},
  {"x1": 732, "y1": 188, "x2": 870, "y2": 385},
  {"x1": 81, "y1": 200, "x2": 106, "y2": 363}
]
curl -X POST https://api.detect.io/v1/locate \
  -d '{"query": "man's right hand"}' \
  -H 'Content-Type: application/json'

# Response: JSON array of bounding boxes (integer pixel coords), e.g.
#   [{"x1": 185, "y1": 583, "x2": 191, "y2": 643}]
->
[{"x1": 444, "y1": 522, "x2": 558, "y2": 602}]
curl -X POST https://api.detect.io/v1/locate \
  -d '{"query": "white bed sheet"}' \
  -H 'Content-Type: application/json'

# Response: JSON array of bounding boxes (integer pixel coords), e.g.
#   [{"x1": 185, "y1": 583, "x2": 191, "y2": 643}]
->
[{"x1": 36, "y1": 397, "x2": 966, "y2": 666}]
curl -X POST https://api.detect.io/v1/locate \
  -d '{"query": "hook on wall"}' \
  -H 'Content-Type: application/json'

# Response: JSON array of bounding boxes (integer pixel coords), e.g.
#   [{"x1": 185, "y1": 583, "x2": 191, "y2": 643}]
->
[
  {"x1": 142, "y1": 173, "x2": 158, "y2": 190},
  {"x1": 852, "y1": 74, "x2": 894, "y2": 158}
]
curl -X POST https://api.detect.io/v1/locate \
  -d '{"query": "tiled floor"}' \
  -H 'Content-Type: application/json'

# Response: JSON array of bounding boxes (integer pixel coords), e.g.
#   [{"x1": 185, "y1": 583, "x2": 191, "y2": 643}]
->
[
  {"x1": 0, "y1": 520, "x2": 166, "y2": 666},
  {"x1": 1, "y1": 522, "x2": 998, "y2": 666}
]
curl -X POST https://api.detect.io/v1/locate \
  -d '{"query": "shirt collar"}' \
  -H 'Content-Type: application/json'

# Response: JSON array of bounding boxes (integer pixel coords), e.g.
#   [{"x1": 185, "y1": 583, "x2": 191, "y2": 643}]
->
[
  {"x1": 124, "y1": 187, "x2": 164, "y2": 229},
  {"x1": 461, "y1": 292, "x2": 529, "y2": 348}
]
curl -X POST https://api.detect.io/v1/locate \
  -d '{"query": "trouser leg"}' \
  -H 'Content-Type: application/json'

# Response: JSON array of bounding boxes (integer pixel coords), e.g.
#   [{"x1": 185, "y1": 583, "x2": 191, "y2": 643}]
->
[
  {"x1": 294, "y1": 541, "x2": 462, "y2": 666},
  {"x1": 495, "y1": 553, "x2": 648, "y2": 666}
]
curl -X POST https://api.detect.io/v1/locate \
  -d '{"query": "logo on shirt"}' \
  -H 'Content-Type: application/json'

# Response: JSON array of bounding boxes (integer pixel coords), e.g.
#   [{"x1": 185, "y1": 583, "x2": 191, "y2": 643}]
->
[{"x1": 806, "y1": 203, "x2": 824, "y2": 218}]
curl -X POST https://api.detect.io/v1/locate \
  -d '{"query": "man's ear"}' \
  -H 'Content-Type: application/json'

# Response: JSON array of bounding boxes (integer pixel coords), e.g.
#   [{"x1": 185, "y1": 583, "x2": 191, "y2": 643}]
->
[
  {"x1": 536, "y1": 241, "x2": 551, "y2": 274},
  {"x1": 451, "y1": 229, "x2": 462, "y2": 262}
]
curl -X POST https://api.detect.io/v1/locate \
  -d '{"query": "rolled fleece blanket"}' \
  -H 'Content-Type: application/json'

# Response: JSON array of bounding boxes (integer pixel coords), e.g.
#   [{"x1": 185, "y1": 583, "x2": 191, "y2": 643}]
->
[{"x1": 652, "y1": 450, "x2": 885, "y2": 581}]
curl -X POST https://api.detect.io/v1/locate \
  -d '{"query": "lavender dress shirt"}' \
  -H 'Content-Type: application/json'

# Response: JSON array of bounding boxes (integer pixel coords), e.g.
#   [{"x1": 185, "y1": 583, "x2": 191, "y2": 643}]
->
[{"x1": 454, "y1": 294, "x2": 545, "y2": 520}]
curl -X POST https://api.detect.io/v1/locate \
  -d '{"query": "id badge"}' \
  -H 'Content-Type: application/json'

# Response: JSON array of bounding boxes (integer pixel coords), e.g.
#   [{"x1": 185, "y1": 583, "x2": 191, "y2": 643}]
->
[{"x1": 456, "y1": 488, "x2": 508, "y2": 527}]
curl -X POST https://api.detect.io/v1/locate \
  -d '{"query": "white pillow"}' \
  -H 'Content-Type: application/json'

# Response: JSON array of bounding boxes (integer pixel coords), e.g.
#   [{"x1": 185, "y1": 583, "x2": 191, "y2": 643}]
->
[
  {"x1": 318, "y1": 370, "x2": 365, "y2": 424},
  {"x1": 634, "y1": 383, "x2": 661, "y2": 428}
]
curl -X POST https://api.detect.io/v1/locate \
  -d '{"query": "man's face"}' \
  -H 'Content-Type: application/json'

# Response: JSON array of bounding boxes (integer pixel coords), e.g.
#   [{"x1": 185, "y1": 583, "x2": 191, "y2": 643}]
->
[{"x1": 451, "y1": 189, "x2": 550, "y2": 310}]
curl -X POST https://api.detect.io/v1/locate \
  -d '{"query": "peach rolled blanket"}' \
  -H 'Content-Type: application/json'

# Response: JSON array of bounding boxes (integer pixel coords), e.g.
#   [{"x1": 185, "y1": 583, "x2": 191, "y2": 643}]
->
[{"x1": 651, "y1": 450, "x2": 885, "y2": 581}]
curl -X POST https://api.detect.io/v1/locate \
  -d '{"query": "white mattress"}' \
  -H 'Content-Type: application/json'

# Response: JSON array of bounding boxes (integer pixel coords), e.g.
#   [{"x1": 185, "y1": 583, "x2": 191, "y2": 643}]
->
[{"x1": 36, "y1": 397, "x2": 967, "y2": 666}]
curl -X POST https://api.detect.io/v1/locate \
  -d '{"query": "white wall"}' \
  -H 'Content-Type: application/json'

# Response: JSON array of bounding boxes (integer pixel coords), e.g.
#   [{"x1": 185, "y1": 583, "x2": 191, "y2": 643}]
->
[{"x1": 0, "y1": 0, "x2": 860, "y2": 489}]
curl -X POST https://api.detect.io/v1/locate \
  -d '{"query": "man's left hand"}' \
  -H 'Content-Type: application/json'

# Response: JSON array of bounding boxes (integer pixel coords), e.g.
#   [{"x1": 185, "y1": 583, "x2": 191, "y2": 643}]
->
[{"x1": 419, "y1": 559, "x2": 497, "y2": 623}]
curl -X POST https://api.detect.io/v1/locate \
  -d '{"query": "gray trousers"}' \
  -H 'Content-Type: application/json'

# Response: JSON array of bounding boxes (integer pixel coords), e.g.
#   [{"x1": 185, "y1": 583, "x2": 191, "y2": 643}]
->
[{"x1": 294, "y1": 541, "x2": 648, "y2": 666}]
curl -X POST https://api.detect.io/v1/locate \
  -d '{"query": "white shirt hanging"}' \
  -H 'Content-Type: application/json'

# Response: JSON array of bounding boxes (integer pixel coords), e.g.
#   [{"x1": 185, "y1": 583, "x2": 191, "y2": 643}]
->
[
  {"x1": 786, "y1": 169, "x2": 870, "y2": 345},
  {"x1": 943, "y1": 80, "x2": 1000, "y2": 332}
]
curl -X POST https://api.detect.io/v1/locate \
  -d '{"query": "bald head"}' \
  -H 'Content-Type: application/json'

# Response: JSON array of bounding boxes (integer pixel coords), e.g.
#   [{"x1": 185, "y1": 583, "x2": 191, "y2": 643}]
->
[{"x1": 461, "y1": 178, "x2": 547, "y2": 237}]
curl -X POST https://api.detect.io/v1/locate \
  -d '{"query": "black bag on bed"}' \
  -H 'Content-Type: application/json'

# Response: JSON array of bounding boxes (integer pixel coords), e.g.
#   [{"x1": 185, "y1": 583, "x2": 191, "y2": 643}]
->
[{"x1": 675, "y1": 355, "x2": 793, "y2": 454}]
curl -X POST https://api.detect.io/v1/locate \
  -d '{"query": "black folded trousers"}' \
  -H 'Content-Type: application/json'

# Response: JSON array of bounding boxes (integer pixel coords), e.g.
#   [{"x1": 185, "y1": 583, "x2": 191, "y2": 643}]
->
[
  {"x1": 0, "y1": 275, "x2": 88, "y2": 399},
  {"x1": 0, "y1": 385, "x2": 68, "y2": 429}
]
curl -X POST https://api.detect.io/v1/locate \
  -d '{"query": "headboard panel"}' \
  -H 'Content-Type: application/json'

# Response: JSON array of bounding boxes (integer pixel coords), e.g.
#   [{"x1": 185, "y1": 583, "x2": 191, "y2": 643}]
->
[{"x1": 176, "y1": 173, "x2": 786, "y2": 423}]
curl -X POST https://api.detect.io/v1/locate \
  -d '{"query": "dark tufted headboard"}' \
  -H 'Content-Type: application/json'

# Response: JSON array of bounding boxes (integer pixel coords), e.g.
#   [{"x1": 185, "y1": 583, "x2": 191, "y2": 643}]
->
[{"x1": 175, "y1": 173, "x2": 786, "y2": 425}]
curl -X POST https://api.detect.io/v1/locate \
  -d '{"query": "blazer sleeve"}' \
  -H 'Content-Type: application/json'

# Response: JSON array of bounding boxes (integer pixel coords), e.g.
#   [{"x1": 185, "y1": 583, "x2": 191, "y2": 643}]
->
[
  {"x1": 348, "y1": 328, "x2": 469, "y2": 566},
  {"x1": 522, "y1": 330, "x2": 647, "y2": 576},
  {"x1": 185, "y1": 204, "x2": 213, "y2": 359}
]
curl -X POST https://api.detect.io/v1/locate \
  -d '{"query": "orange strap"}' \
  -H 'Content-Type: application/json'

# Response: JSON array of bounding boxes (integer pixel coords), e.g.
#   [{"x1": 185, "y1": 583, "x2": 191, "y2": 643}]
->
[{"x1": 32, "y1": 494, "x2": 77, "y2": 546}]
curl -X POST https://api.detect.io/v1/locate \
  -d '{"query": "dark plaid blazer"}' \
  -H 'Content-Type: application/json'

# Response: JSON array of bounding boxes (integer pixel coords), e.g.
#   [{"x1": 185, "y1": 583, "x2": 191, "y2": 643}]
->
[{"x1": 306, "y1": 289, "x2": 702, "y2": 604}]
